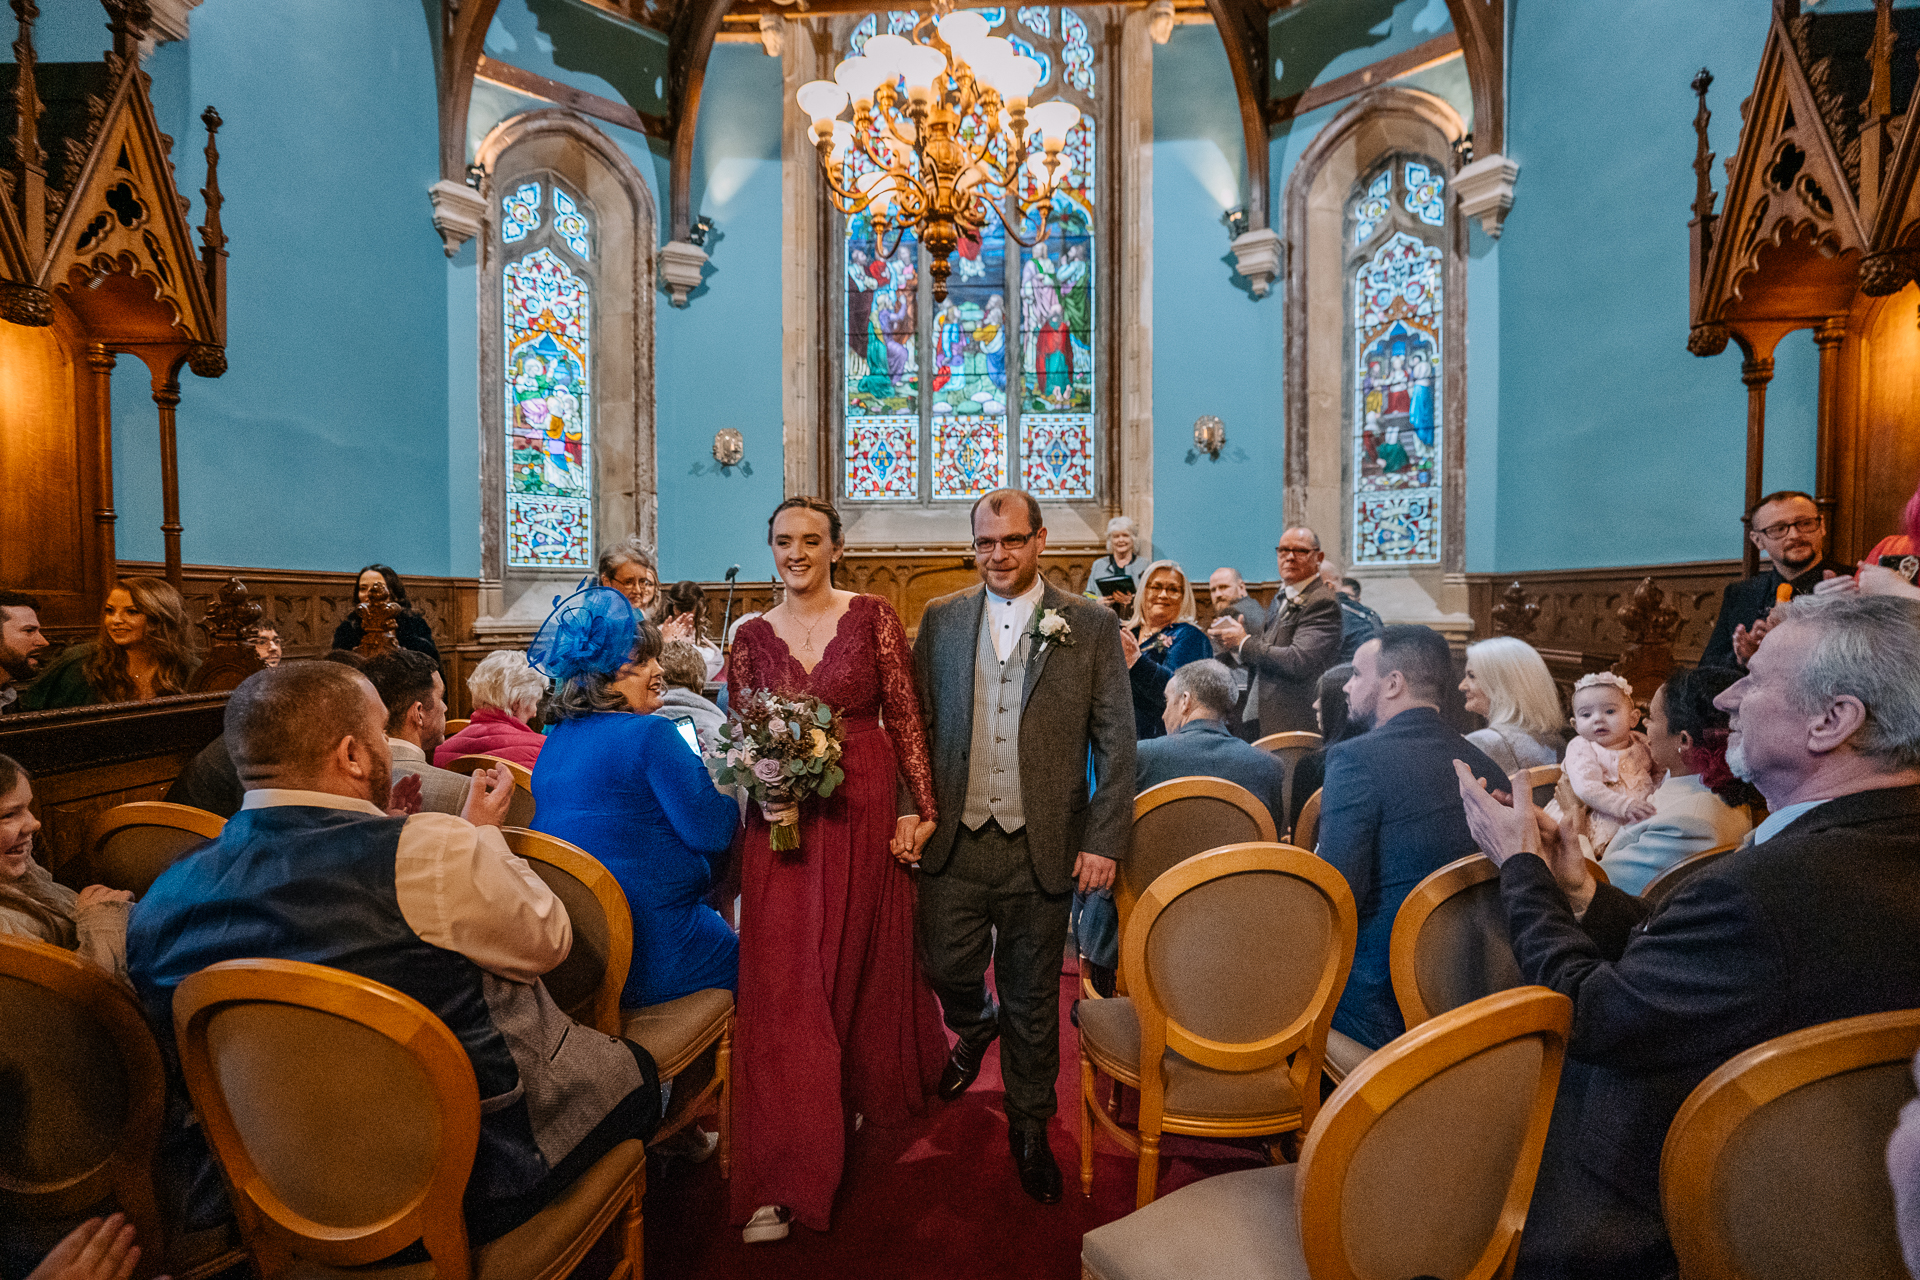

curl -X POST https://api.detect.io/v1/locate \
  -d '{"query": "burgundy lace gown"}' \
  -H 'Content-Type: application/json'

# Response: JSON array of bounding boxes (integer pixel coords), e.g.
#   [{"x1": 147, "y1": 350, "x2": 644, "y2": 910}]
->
[{"x1": 726, "y1": 593, "x2": 948, "y2": 1230}]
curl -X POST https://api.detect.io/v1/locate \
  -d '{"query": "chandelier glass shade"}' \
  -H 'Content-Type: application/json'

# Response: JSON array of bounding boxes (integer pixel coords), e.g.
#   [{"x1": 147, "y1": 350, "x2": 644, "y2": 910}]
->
[{"x1": 796, "y1": 4, "x2": 1080, "y2": 301}]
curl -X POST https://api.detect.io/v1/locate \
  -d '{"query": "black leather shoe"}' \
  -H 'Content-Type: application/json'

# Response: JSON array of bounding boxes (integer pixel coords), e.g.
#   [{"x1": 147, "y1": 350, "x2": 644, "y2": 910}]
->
[
  {"x1": 1010, "y1": 1128, "x2": 1063, "y2": 1204},
  {"x1": 938, "y1": 1027, "x2": 999, "y2": 1101}
]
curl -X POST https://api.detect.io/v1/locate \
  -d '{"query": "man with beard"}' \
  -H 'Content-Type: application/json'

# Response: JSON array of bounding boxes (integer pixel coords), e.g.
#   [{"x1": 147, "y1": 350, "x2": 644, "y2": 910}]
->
[
  {"x1": 1316, "y1": 626, "x2": 1508, "y2": 1051},
  {"x1": 1457, "y1": 593, "x2": 1920, "y2": 1280},
  {"x1": 128, "y1": 662, "x2": 661, "y2": 1243},
  {"x1": 0, "y1": 591, "x2": 51, "y2": 712},
  {"x1": 1700, "y1": 490, "x2": 1850, "y2": 668}
]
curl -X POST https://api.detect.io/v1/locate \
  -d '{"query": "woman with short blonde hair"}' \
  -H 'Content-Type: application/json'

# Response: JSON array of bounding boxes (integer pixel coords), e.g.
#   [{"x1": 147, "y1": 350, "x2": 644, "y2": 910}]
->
[
  {"x1": 432, "y1": 649, "x2": 551, "y2": 770},
  {"x1": 1123, "y1": 560, "x2": 1209, "y2": 739},
  {"x1": 1458, "y1": 636, "x2": 1565, "y2": 774},
  {"x1": 1089, "y1": 514, "x2": 1147, "y2": 611}
]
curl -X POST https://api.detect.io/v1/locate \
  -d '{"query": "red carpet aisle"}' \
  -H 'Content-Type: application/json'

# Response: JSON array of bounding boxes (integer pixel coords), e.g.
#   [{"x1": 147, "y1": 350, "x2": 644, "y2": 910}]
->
[{"x1": 638, "y1": 964, "x2": 1273, "y2": 1279}]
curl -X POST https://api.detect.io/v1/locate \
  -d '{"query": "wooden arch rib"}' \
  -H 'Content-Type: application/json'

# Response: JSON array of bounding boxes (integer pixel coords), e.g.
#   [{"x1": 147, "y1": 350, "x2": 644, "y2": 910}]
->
[
  {"x1": 1204, "y1": 0, "x2": 1272, "y2": 228},
  {"x1": 669, "y1": 0, "x2": 734, "y2": 242},
  {"x1": 440, "y1": 0, "x2": 506, "y2": 183}
]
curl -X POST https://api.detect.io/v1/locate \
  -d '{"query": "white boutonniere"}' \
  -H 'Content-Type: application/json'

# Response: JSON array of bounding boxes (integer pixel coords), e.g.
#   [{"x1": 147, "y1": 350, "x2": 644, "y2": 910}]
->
[{"x1": 1028, "y1": 608, "x2": 1073, "y2": 651}]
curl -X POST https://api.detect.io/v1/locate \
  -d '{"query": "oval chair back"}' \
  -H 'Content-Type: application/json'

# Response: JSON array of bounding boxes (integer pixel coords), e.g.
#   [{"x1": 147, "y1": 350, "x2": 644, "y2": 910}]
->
[
  {"x1": 1252, "y1": 731, "x2": 1324, "y2": 830},
  {"x1": 1389, "y1": 854, "x2": 1526, "y2": 1030},
  {"x1": 1119, "y1": 777, "x2": 1277, "y2": 934},
  {"x1": 1080, "y1": 842, "x2": 1357, "y2": 1207},
  {"x1": 1293, "y1": 987, "x2": 1574, "y2": 1280},
  {"x1": 498, "y1": 828, "x2": 631, "y2": 1036},
  {"x1": 1516, "y1": 764, "x2": 1562, "y2": 810},
  {"x1": 443, "y1": 754, "x2": 536, "y2": 828},
  {"x1": 443, "y1": 719, "x2": 470, "y2": 736},
  {"x1": 1639, "y1": 840, "x2": 1742, "y2": 908},
  {"x1": 1662, "y1": 1008, "x2": 1920, "y2": 1280},
  {"x1": 83, "y1": 801, "x2": 225, "y2": 898},
  {"x1": 0, "y1": 935, "x2": 166, "y2": 1277},
  {"x1": 1293, "y1": 787, "x2": 1322, "y2": 852}
]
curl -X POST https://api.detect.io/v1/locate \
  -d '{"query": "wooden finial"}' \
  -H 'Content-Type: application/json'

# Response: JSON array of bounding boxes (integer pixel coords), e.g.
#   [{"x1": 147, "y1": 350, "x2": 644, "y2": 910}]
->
[
  {"x1": 10, "y1": 0, "x2": 46, "y2": 247},
  {"x1": 185, "y1": 577, "x2": 268, "y2": 692},
  {"x1": 355, "y1": 577, "x2": 402, "y2": 657},
  {"x1": 1610, "y1": 578, "x2": 1682, "y2": 693},
  {"x1": 198, "y1": 104, "x2": 226, "y2": 253},
  {"x1": 1490, "y1": 581, "x2": 1540, "y2": 639},
  {"x1": 1689, "y1": 68, "x2": 1717, "y2": 259},
  {"x1": 102, "y1": 0, "x2": 151, "y2": 70}
]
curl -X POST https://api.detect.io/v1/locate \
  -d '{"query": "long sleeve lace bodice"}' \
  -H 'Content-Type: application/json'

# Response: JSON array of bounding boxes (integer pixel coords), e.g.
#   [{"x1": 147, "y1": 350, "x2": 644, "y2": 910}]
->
[{"x1": 728, "y1": 594, "x2": 937, "y2": 820}]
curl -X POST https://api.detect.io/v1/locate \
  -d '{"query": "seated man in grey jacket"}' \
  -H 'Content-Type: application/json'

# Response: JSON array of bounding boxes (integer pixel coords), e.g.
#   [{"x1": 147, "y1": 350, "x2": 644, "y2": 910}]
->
[
  {"x1": 1075, "y1": 659, "x2": 1285, "y2": 992},
  {"x1": 365, "y1": 647, "x2": 481, "y2": 817}
]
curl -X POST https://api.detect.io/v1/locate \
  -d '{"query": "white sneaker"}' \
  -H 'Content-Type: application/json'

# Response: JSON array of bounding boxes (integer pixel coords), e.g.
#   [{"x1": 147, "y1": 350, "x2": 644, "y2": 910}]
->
[{"x1": 742, "y1": 1205, "x2": 791, "y2": 1244}]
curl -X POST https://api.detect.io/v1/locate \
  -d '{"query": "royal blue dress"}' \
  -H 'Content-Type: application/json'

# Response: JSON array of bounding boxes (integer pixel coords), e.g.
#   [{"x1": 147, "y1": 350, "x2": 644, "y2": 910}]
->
[{"x1": 532, "y1": 711, "x2": 739, "y2": 1007}]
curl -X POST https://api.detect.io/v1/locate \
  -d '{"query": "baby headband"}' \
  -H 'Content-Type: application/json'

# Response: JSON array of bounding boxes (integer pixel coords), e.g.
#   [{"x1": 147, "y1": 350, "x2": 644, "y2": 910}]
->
[{"x1": 1573, "y1": 671, "x2": 1634, "y2": 698}]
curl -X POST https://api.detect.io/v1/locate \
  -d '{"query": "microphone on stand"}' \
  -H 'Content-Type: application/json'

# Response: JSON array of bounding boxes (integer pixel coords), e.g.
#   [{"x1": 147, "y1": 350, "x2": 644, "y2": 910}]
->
[{"x1": 720, "y1": 564, "x2": 741, "y2": 652}]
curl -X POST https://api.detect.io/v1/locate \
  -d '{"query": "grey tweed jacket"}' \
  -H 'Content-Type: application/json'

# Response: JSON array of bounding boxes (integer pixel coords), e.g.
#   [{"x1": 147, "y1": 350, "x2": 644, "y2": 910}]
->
[{"x1": 912, "y1": 579, "x2": 1136, "y2": 895}]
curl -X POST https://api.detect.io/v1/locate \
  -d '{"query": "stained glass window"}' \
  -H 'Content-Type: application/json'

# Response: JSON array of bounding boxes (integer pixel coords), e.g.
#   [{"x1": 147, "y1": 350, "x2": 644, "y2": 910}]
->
[
  {"x1": 1348, "y1": 156, "x2": 1444, "y2": 566},
  {"x1": 553, "y1": 187, "x2": 590, "y2": 260},
  {"x1": 503, "y1": 174, "x2": 595, "y2": 569},
  {"x1": 839, "y1": 5, "x2": 1099, "y2": 505},
  {"x1": 503, "y1": 181, "x2": 541, "y2": 243}
]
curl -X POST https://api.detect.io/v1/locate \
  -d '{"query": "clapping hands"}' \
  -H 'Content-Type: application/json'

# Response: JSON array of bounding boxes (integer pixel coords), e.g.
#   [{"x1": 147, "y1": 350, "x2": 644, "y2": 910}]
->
[
  {"x1": 460, "y1": 763, "x2": 516, "y2": 828},
  {"x1": 1453, "y1": 760, "x2": 1596, "y2": 911},
  {"x1": 385, "y1": 772, "x2": 423, "y2": 817}
]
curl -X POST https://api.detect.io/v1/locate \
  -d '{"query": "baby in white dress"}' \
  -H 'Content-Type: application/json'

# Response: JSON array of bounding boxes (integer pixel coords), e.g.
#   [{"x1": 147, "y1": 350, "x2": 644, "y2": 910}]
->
[{"x1": 1551, "y1": 672, "x2": 1659, "y2": 856}]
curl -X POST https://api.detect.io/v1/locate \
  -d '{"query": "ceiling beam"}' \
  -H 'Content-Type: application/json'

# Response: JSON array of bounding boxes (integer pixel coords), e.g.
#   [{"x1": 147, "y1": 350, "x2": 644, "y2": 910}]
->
[
  {"x1": 476, "y1": 55, "x2": 669, "y2": 136},
  {"x1": 1266, "y1": 31, "x2": 1460, "y2": 128}
]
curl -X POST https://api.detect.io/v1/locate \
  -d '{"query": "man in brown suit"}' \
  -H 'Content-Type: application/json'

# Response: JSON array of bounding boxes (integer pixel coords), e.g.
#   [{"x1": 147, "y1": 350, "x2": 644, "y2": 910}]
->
[{"x1": 1207, "y1": 526, "x2": 1344, "y2": 735}]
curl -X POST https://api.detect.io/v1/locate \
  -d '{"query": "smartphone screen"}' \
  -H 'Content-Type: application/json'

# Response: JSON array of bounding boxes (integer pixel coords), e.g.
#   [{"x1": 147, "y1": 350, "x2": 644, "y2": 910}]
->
[{"x1": 672, "y1": 715, "x2": 701, "y2": 754}]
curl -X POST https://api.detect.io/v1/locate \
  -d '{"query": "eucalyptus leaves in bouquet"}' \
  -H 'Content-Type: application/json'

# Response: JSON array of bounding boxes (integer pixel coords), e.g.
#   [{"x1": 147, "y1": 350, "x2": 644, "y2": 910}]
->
[{"x1": 708, "y1": 689, "x2": 846, "y2": 851}]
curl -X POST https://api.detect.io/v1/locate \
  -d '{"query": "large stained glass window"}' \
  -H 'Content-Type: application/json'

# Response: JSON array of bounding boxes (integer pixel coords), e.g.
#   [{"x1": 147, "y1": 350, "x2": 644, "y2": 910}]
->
[
  {"x1": 841, "y1": 6, "x2": 1099, "y2": 505},
  {"x1": 503, "y1": 178, "x2": 596, "y2": 570},
  {"x1": 1348, "y1": 156, "x2": 1444, "y2": 565}
]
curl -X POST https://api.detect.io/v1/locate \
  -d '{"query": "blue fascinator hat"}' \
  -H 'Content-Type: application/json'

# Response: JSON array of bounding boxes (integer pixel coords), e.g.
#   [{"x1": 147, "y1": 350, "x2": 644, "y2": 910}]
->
[{"x1": 528, "y1": 584, "x2": 637, "y2": 681}]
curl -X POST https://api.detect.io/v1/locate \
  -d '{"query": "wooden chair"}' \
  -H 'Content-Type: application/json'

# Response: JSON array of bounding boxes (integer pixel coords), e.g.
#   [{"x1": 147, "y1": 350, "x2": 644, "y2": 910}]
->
[
  {"x1": 1078, "y1": 842, "x2": 1358, "y2": 1209},
  {"x1": 1389, "y1": 854, "x2": 1526, "y2": 1031},
  {"x1": 502, "y1": 828, "x2": 734, "y2": 1178},
  {"x1": 0, "y1": 935, "x2": 244, "y2": 1280},
  {"x1": 1089, "y1": 777, "x2": 1277, "y2": 1003},
  {"x1": 1252, "y1": 731, "x2": 1323, "y2": 829},
  {"x1": 172, "y1": 958, "x2": 645, "y2": 1280},
  {"x1": 444, "y1": 753, "x2": 536, "y2": 827},
  {"x1": 1292, "y1": 787, "x2": 1322, "y2": 852},
  {"x1": 1662, "y1": 1008, "x2": 1920, "y2": 1280},
  {"x1": 1639, "y1": 839, "x2": 1742, "y2": 907},
  {"x1": 1515, "y1": 764, "x2": 1561, "y2": 809},
  {"x1": 1082, "y1": 986, "x2": 1573, "y2": 1280},
  {"x1": 82, "y1": 801, "x2": 226, "y2": 898},
  {"x1": 444, "y1": 718, "x2": 471, "y2": 735}
]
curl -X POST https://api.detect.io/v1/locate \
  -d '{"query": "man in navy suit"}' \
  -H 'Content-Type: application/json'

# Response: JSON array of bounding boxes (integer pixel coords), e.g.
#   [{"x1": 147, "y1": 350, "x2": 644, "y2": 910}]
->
[
  {"x1": 1460, "y1": 593, "x2": 1920, "y2": 1280},
  {"x1": 1318, "y1": 626, "x2": 1508, "y2": 1050}
]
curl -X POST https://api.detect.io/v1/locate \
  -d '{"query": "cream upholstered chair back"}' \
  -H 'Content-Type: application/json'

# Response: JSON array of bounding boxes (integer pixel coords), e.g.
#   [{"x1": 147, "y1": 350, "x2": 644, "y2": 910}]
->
[
  {"x1": 500, "y1": 828, "x2": 632, "y2": 1036},
  {"x1": 1253, "y1": 731, "x2": 1323, "y2": 826},
  {"x1": 1296, "y1": 987, "x2": 1573, "y2": 1280},
  {"x1": 1120, "y1": 778, "x2": 1277, "y2": 929},
  {"x1": 0, "y1": 935, "x2": 164, "y2": 1255},
  {"x1": 1662, "y1": 1008, "x2": 1920, "y2": 1280},
  {"x1": 1389, "y1": 854, "x2": 1527, "y2": 1030},
  {"x1": 1640, "y1": 840, "x2": 1741, "y2": 907},
  {"x1": 174, "y1": 958, "x2": 482, "y2": 1275},
  {"x1": 443, "y1": 754, "x2": 536, "y2": 828},
  {"x1": 84, "y1": 801, "x2": 225, "y2": 897}
]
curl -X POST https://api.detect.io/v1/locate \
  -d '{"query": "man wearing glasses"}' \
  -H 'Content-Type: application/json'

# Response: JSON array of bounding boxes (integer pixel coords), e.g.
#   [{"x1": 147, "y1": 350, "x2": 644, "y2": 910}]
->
[
  {"x1": 1206, "y1": 528, "x2": 1344, "y2": 736},
  {"x1": 1700, "y1": 491, "x2": 1850, "y2": 669}
]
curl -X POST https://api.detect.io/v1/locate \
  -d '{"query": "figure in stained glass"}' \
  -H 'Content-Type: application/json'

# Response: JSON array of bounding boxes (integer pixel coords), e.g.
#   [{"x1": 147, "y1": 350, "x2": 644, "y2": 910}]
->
[{"x1": 504, "y1": 245, "x2": 593, "y2": 568}]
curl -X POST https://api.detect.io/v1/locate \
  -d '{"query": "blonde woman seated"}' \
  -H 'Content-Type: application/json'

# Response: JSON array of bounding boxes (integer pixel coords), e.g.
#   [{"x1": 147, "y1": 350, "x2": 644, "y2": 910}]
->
[
  {"x1": 0, "y1": 754, "x2": 131, "y2": 982},
  {"x1": 433, "y1": 649, "x2": 548, "y2": 770},
  {"x1": 1458, "y1": 636, "x2": 1565, "y2": 774}
]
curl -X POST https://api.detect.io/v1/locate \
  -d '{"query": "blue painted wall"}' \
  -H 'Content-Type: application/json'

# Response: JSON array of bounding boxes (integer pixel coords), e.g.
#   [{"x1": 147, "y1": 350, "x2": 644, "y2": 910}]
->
[
  {"x1": 1151, "y1": 26, "x2": 1285, "y2": 581},
  {"x1": 654, "y1": 44, "x2": 787, "y2": 582},
  {"x1": 1491, "y1": 0, "x2": 1818, "y2": 570}
]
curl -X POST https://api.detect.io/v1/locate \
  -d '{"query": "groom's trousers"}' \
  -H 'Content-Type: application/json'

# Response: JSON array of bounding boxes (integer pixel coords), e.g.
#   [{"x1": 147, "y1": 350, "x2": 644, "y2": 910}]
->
[{"x1": 916, "y1": 819, "x2": 1072, "y2": 1132}]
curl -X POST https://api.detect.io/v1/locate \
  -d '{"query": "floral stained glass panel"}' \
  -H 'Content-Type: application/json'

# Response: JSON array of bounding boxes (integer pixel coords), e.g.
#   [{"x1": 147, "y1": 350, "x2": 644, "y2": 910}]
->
[
  {"x1": 845, "y1": 209, "x2": 922, "y2": 498},
  {"x1": 552, "y1": 187, "x2": 590, "y2": 259},
  {"x1": 1061, "y1": 9, "x2": 1093, "y2": 93},
  {"x1": 1404, "y1": 162, "x2": 1444, "y2": 226},
  {"x1": 1353, "y1": 169, "x2": 1389, "y2": 246},
  {"x1": 505, "y1": 246, "x2": 592, "y2": 567},
  {"x1": 934, "y1": 416, "x2": 1007, "y2": 498},
  {"x1": 1351, "y1": 231, "x2": 1441, "y2": 565},
  {"x1": 503, "y1": 181, "x2": 541, "y2": 243}
]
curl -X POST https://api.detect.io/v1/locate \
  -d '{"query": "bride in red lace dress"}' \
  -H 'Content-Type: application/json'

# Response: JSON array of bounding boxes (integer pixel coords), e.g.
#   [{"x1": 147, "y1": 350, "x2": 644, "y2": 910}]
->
[{"x1": 726, "y1": 497, "x2": 948, "y2": 1242}]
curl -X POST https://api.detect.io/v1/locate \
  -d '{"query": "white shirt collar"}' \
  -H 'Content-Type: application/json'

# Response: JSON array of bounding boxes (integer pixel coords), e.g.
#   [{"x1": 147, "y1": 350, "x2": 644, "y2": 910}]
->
[
  {"x1": 1281, "y1": 577, "x2": 1312, "y2": 602},
  {"x1": 241, "y1": 788, "x2": 386, "y2": 816},
  {"x1": 984, "y1": 578, "x2": 1046, "y2": 663},
  {"x1": 1751, "y1": 797, "x2": 1831, "y2": 845},
  {"x1": 987, "y1": 577, "x2": 1047, "y2": 610}
]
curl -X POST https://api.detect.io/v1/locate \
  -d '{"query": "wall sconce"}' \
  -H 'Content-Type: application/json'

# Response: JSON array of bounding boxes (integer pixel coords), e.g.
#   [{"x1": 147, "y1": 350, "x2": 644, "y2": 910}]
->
[
  {"x1": 713, "y1": 428, "x2": 745, "y2": 467},
  {"x1": 689, "y1": 215, "x2": 715, "y2": 247},
  {"x1": 1193, "y1": 415, "x2": 1225, "y2": 459},
  {"x1": 1221, "y1": 207, "x2": 1249, "y2": 239}
]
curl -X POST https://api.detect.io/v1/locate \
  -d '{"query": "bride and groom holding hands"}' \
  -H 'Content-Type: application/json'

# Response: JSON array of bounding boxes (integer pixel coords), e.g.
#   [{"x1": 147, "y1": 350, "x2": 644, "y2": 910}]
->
[{"x1": 724, "y1": 487, "x2": 1134, "y2": 1242}]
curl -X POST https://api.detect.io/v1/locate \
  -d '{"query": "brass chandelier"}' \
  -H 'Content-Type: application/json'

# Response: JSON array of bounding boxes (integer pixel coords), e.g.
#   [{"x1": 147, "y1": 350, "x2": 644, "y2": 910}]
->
[{"x1": 796, "y1": 4, "x2": 1080, "y2": 302}]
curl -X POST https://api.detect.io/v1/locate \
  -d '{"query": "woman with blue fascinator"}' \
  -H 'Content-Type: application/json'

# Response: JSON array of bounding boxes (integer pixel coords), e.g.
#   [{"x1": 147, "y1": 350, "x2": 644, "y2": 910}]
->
[{"x1": 527, "y1": 585, "x2": 740, "y2": 1015}]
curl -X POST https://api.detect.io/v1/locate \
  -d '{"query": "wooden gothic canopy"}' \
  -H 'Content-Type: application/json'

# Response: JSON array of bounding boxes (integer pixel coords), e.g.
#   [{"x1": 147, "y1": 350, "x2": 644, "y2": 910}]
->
[
  {"x1": 1686, "y1": 0, "x2": 1920, "y2": 573},
  {"x1": 0, "y1": 0, "x2": 229, "y2": 610}
]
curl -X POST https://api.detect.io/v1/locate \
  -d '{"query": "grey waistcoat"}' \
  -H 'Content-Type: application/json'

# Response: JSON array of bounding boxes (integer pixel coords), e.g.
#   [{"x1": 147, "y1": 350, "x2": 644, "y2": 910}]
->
[{"x1": 961, "y1": 605, "x2": 1029, "y2": 832}]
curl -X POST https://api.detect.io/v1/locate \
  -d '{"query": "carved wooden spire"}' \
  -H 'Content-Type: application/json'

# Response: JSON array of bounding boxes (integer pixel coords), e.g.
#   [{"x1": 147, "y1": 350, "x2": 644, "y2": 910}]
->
[
  {"x1": 198, "y1": 105, "x2": 225, "y2": 256},
  {"x1": 10, "y1": 0, "x2": 46, "y2": 248},
  {"x1": 102, "y1": 0, "x2": 152, "y2": 73},
  {"x1": 1860, "y1": 0, "x2": 1896, "y2": 223},
  {"x1": 1686, "y1": 67, "x2": 1730, "y2": 357}
]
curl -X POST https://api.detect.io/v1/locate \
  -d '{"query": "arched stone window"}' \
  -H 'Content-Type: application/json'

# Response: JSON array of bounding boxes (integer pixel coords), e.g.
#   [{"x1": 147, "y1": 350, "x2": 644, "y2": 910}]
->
[{"x1": 474, "y1": 110, "x2": 657, "y2": 629}]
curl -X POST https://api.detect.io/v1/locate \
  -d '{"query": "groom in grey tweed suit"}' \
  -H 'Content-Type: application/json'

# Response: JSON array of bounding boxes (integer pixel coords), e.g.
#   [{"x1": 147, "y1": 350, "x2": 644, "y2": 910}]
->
[{"x1": 910, "y1": 487, "x2": 1135, "y2": 1203}]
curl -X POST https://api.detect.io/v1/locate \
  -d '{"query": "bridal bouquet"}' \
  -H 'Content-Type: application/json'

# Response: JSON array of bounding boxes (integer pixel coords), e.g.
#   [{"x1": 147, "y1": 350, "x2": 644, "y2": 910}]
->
[{"x1": 707, "y1": 689, "x2": 846, "y2": 851}]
